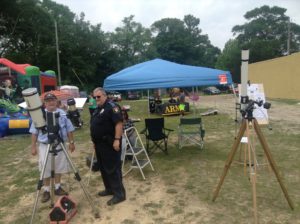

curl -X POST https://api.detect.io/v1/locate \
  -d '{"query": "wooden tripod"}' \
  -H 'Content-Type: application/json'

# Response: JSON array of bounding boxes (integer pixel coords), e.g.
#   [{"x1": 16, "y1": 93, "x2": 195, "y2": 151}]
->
[{"x1": 212, "y1": 118, "x2": 294, "y2": 224}]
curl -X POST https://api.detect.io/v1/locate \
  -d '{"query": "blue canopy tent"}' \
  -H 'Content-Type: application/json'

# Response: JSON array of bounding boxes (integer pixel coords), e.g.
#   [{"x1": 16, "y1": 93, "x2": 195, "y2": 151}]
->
[{"x1": 103, "y1": 58, "x2": 233, "y2": 91}]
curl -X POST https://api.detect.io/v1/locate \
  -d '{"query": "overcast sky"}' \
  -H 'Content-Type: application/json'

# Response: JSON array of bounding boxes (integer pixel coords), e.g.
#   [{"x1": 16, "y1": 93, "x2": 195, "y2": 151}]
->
[{"x1": 54, "y1": 0, "x2": 300, "y2": 50}]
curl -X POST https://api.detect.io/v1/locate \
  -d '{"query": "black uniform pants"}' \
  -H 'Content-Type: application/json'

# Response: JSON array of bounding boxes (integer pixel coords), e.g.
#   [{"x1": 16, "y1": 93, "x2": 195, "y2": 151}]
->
[{"x1": 95, "y1": 141, "x2": 126, "y2": 199}]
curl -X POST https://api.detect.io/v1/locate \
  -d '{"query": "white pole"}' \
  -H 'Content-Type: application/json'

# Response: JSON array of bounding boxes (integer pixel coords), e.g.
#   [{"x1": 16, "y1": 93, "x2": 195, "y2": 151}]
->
[
  {"x1": 241, "y1": 50, "x2": 249, "y2": 110},
  {"x1": 287, "y1": 17, "x2": 291, "y2": 55}
]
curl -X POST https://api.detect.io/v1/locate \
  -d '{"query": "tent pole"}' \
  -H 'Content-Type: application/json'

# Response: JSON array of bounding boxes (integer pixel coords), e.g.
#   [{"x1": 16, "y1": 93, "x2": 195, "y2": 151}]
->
[
  {"x1": 148, "y1": 89, "x2": 150, "y2": 117},
  {"x1": 196, "y1": 86, "x2": 199, "y2": 115},
  {"x1": 192, "y1": 87, "x2": 196, "y2": 116}
]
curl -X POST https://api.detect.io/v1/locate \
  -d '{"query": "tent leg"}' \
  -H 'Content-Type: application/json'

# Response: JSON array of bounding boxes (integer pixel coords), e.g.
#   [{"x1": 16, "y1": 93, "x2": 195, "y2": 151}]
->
[
  {"x1": 192, "y1": 87, "x2": 196, "y2": 116},
  {"x1": 147, "y1": 89, "x2": 150, "y2": 117}
]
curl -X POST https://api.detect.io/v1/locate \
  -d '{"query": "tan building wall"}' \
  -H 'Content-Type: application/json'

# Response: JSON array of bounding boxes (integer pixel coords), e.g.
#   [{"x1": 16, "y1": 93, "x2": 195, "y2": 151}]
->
[{"x1": 248, "y1": 52, "x2": 300, "y2": 100}]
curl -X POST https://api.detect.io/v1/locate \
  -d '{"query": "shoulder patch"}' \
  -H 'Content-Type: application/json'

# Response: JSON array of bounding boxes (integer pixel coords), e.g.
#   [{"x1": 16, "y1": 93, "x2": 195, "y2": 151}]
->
[
  {"x1": 108, "y1": 101, "x2": 120, "y2": 113},
  {"x1": 112, "y1": 106, "x2": 120, "y2": 113}
]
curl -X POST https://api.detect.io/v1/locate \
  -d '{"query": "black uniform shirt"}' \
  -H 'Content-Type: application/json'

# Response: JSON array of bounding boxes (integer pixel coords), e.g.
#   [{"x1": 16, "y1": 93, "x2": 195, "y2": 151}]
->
[{"x1": 90, "y1": 100, "x2": 123, "y2": 143}]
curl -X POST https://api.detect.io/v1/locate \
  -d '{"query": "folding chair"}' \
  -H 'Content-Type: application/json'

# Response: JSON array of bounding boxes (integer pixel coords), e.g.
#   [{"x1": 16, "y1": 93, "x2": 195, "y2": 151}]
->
[
  {"x1": 141, "y1": 118, "x2": 173, "y2": 155},
  {"x1": 178, "y1": 117, "x2": 205, "y2": 149},
  {"x1": 122, "y1": 127, "x2": 154, "y2": 180}
]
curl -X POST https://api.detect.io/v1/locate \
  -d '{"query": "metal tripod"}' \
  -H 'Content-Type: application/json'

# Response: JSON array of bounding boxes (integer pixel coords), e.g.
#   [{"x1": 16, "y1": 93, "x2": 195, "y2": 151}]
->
[
  {"x1": 212, "y1": 117, "x2": 294, "y2": 224},
  {"x1": 30, "y1": 141, "x2": 100, "y2": 224},
  {"x1": 86, "y1": 145, "x2": 96, "y2": 186}
]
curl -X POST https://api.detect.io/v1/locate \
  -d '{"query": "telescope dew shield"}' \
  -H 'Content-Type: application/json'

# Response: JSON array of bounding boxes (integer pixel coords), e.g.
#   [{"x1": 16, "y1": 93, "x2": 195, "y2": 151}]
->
[
  {"x1": 241, "y1": 50, "x2": 249, "y2": 107},
  {"x1": 22, "y1": 88, "x2": 46, "y2": 129}
]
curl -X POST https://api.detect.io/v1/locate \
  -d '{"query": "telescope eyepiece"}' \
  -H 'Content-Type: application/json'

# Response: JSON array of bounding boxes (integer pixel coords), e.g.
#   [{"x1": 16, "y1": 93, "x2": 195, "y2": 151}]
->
[{"x1": 263, "y1": 102, "x2": 271, "y2": 109}]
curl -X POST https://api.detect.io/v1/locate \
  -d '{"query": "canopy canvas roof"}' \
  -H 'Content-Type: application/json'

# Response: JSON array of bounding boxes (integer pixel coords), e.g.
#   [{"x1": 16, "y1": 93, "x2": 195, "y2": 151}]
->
[{"x1": 103, "y1": 59, "x2": 233, "y2": 91}]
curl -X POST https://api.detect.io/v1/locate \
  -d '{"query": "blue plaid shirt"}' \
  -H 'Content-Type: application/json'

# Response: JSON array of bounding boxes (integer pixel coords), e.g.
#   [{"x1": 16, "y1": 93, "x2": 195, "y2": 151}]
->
[{"x1": 29, "y1": 108, "x2": 75, "y2": 143}]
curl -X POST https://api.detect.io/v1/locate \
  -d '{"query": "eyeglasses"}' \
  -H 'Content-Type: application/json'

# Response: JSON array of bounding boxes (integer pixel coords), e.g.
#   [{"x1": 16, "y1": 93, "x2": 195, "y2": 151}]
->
[{"x1": 93, "y1": 95, "x2": 101, "y2": 99}]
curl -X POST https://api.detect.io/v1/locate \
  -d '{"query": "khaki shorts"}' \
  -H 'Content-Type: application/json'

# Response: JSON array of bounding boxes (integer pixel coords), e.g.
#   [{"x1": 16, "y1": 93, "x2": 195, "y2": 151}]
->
[{"x1": 38, "y1": 143, "x2": 70, "y2": 178}]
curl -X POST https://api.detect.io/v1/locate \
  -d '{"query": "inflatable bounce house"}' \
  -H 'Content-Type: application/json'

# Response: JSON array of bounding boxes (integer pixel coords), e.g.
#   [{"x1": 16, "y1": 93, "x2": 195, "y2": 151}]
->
[
  {"x1": 0, "y1": 99, "x2": 32, "y2": 138},
  {"x1": 0, "y1": 58, "x2": 57, "y2": 138},
  {"x1": 0, "y1": 58, "x2": 57, "y2": 95}
]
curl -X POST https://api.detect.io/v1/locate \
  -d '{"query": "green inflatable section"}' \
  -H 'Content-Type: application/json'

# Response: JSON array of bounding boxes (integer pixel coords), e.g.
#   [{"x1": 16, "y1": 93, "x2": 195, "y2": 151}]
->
[
  {"x1": 25, "y1": 66, "x2": 41, "y2": 93},
  {"x1": 17, "y1": 75, "x2": 31, "y2": 88},
  {"x1": 0, "y1": 99, "x2": 20, "y2": 113},
  {"x1": 25, "y1": 66, "x2": 40, "y2": 76},
  {"x1": 45, "y1": 70, "x2": 56, "y2": 76}
]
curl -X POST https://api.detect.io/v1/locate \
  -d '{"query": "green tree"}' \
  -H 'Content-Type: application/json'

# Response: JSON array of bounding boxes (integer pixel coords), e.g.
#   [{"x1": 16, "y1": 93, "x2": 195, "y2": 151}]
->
[
  {"x1": 183, "y1": 15, "x2": 220, "y2": 67},
  {"x1": 151, "y1": 17, "x2": 186, "y2": 63},
  {"x1": 60, "y1": 12, "x2": 108, "y2": 88},
  {"x1": 109, "y1": 15, "x2": 156, "y2": 71},
  {"x1": 151, "y1": 15, "x2": 220, "y2": 67},
  {"x1": 0, "y1": 0, "x2": 54, "y2": 64},
  {"x1": 1, "y1": 0, "x2": 109, "y2": 89},
  {"x1": 232, "y1": 5, "x2": 300, "y2": 62},
  {"x1": 215, "y1": 39, "x2": 241, "y2": 83}
]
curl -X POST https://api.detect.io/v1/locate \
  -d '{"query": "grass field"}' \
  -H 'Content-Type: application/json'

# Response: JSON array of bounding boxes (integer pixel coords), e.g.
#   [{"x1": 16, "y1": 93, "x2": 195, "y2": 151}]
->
[{"x1": 0, "y1": 96, "x2": 299, "y2": 223}]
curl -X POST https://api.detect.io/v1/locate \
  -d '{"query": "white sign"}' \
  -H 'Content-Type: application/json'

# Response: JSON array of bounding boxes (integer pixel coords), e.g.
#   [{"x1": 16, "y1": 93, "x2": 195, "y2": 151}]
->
[
  {"x1": 239, "y1": 84, "x2": 269, "y2": 125},
  {"x1": 73, "y1": 98, "x2": 87, "y2": 109}
]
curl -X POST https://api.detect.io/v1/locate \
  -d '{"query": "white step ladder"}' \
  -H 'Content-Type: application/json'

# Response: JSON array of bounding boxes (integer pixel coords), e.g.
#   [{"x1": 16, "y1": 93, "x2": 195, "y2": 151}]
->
[{"x1": 122, "y1": 127, "x2": 154, "y2": 180}]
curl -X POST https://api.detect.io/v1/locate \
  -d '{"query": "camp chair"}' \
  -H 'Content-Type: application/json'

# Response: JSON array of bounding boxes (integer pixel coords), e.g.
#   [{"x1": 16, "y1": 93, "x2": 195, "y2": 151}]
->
[
  {"x1": 141, "y1": 118, "x2": 173, "y2": 155},
  {"x1": 122, "y1": 127, "x2": 154, "y2": 180},
  {"x1": 178, "y1": 117, "x2": 205, "y2": 149}
]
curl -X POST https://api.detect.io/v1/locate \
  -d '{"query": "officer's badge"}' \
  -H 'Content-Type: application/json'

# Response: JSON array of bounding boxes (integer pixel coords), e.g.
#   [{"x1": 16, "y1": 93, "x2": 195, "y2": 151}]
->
[{"x1": 113, "y1": 106, "x2": 119, "y2": 113}]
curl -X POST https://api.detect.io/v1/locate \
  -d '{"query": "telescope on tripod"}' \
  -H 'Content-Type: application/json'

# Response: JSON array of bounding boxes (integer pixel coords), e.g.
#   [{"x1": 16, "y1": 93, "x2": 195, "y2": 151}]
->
[
  {"x1": 67, "y1": 98, "x2": 83, "y2": 128},
  {"x1": 22, "y1": 88, "x2": 99, "y2": 224},
  {"x1": 212, "y1": 50, "x2": 294, "y2": 224}
]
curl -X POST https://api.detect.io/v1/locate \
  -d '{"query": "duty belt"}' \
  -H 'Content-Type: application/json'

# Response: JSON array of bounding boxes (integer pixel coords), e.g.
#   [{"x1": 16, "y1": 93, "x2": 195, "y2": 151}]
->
[{"x1": 93, "y1": 135, "x2": 113, "y2": 143}]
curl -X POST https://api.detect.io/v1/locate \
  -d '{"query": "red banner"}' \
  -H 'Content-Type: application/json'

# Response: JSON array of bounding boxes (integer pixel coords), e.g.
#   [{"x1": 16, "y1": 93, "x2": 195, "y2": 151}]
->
[{"x1": 219, "y1": 74, "x2": 228, "y2": 84}]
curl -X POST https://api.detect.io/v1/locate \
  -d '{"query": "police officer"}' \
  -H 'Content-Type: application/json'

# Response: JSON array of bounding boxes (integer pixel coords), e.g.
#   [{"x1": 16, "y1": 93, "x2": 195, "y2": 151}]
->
[{"x1": 90, "y1": 87, "x2": 126, "y2": 206}]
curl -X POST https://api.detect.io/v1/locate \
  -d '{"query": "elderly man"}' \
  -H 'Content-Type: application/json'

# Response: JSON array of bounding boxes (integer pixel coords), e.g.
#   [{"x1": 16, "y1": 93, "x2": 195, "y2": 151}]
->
[
  {"x1": 30, "y1": 93, "x2": 75, "y2": 203},
  {"x1": 90, "y1": 87, "x2": 126, "y2": 206}
]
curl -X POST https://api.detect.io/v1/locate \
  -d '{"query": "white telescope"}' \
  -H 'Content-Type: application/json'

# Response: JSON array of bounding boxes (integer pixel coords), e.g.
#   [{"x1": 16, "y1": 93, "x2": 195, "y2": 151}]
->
[
  {"x1": 22, "y1": 88, "x2": 46, "y2": 129},
  {"x1": 240, "y1": 50, "x2": 249, "y2": 109}
]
